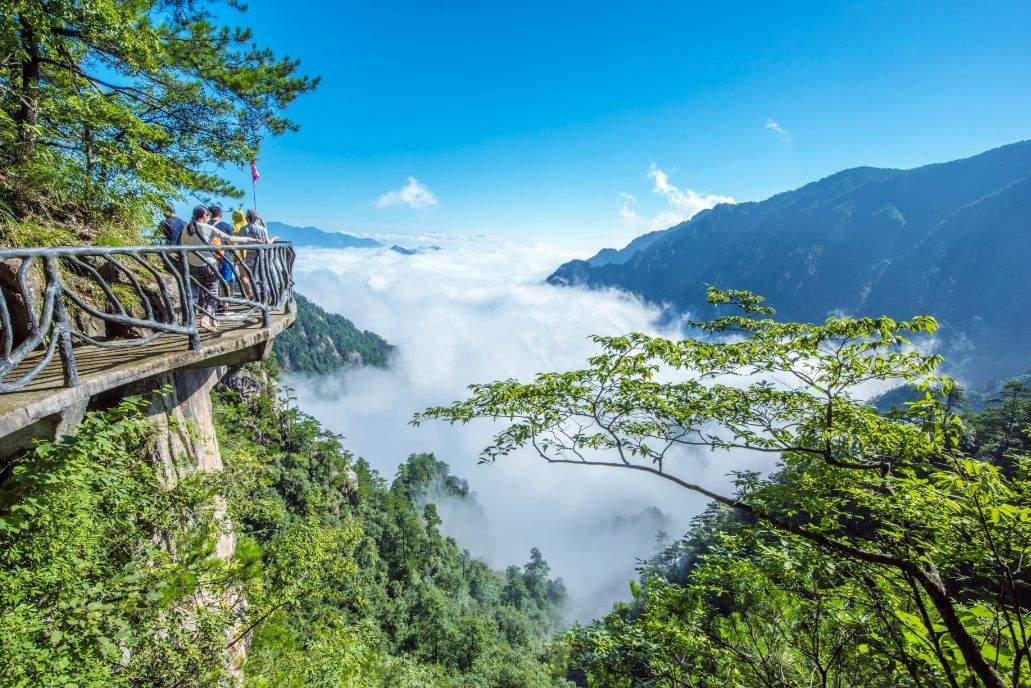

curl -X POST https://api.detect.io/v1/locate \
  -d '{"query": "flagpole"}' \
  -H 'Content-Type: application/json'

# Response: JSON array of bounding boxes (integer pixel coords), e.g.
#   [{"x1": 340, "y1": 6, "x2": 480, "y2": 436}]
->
[{"x1": 249, "y1": 160, "x2": 260, "y2": 212}]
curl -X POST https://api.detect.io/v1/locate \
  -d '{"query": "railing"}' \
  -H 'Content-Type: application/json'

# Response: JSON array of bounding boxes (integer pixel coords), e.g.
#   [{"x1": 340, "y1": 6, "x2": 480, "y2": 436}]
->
[{"x1": 0, "y1": 242, "x2": 295, "y2": 392}]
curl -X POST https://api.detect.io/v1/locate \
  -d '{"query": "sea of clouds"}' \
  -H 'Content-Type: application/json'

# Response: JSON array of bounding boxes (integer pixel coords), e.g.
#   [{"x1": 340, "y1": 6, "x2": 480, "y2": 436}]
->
[{"x1": 286, "y1": 234, "x2": 776, "y2": 619}]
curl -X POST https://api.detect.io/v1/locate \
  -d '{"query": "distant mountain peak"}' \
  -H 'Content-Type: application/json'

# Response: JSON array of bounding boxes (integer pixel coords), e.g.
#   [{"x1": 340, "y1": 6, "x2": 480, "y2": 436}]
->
[
  {"x1": 549, "y1": 140, "x2": 1031, "y2": 383},
  {"x1": 389, "y1": 243, "x2": 442, "y2": 255},
  {"x1": 267, "y1": 221, "x2": 381, "y2": 249}
]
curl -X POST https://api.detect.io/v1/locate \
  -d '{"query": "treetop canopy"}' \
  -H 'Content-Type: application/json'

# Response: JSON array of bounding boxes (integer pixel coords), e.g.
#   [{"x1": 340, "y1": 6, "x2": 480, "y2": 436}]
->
[{"x1": 1, "y1": 0, "x2": 316, "y2": 235}]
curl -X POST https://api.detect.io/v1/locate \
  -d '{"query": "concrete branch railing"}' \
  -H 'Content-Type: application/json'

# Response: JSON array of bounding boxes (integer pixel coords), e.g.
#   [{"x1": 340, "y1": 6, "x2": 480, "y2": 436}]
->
[{"x1": 0, "y1": 242, "x2": 295, "y2": 392}]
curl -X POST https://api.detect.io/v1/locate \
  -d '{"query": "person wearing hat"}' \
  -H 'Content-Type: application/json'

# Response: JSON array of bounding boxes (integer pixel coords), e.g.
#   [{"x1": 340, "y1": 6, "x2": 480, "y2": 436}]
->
[
  {"x1": 179, "y1": 205, "x2": 252, "y2": 333},
  {"x1": 157, "y1": 203, "x2": 186, "y2": 244}
]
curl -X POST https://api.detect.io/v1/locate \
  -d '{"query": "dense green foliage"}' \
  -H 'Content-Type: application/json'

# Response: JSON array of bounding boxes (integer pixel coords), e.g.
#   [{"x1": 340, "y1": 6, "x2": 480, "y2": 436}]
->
[
  {"x1": 215, "y1": 362, "x2": 568, "y2": 686},
  {"x1": 0, "y1": 397, "x2": 241, "y2": 686},
  {"x1": 421, "y1": 288, "x2": 1031, "y2": 688},
  {"x1": 0, "y1": 0, "x2": 314, "y2": 242},
  {"x1": 0, "y1": 362, "x2": 569, "y2": 686},
  {"x1": 274, "y1": 293, "x2": 394, "y2": 374}
]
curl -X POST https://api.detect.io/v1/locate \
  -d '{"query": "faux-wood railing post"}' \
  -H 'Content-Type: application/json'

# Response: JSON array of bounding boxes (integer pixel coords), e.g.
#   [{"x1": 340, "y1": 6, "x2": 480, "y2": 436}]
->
[
  {"x1": 179, "y1": 248, "x2": 201, "y2": 350},
  {"x1": 259, "y1": 248, "x2": 271, "y2": 328},
  {"x1": 43, "y1": 256, "x2": 79, "y2": 387}
]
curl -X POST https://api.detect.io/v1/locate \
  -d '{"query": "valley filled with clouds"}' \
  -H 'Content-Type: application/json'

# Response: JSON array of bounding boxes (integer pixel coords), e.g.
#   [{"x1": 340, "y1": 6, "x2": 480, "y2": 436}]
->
[{"x1": 287, "y1": 235, "x2": 773, "y2": 618}]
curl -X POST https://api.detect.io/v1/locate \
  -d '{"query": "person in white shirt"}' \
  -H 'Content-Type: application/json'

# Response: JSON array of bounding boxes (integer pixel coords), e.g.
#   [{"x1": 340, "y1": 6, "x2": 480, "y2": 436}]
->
[
  {"x1": 241, "y1": 209, "x2": 277, "y2": 271},
  {"x1": 179, "y1": 205, "x2": 253, "y2": 332}
]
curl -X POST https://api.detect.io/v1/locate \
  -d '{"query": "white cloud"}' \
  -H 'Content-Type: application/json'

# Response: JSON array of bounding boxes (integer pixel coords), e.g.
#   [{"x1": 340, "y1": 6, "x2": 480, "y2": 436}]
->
[
  {"x1": 619, "y1": 164, "x2": 734, "y2": 231},
  {"x1": 286, "y1": 237, "x2": 775, "y2": 619},
  {"x1": 374, "y1": 177, "x2": 438, "y2": 210},
  {"x1": 284, "y1": 237, "x2": 915, "y2": 619},
  {"x1": 765, "y1": 117, "x2": 792, "y2": 142}
]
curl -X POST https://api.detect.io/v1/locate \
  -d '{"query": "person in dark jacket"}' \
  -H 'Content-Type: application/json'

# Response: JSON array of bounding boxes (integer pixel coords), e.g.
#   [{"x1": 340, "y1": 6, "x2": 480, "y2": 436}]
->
[
  {"x1": 208, "y1": 205, "x2": 235, "y2": 235},
  {"x1": 157, "y1": 204, "x2": 186, "y2": 244}
]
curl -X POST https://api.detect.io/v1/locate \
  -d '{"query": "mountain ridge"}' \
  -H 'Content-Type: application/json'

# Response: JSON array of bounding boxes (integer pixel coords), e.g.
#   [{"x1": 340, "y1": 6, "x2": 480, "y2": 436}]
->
[
  {"x1": 273, "y1": 292, "x2": 394, "y2": 374},
  {"x1": 548, "y1": 141, "x2": 1031, "y2": 383},
  {"x1": 266, "y1": 221, "x2": 381, "y2": 249}
]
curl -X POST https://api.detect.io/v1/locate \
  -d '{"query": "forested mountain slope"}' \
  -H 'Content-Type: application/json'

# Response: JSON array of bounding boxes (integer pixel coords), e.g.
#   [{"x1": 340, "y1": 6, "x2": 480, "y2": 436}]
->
[
  {"x1": 216, "y1": 363, "x2": 569, "y2": 685},
  {"x1": 0, "y1": 361, "x2": 570, "y2": 686},
  {"x1": 273, "y1": 292, "x2": 394, "y2": 374},
  {"x1": 549, "y1": 141, "x2": 1031, "y2": 382}
]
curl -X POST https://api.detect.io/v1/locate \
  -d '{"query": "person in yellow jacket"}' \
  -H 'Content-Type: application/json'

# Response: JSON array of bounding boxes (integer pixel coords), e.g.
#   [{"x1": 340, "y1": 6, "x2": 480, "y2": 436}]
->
[{"x1": 231, "y1": 208, "x2": 247, "y2": 234}]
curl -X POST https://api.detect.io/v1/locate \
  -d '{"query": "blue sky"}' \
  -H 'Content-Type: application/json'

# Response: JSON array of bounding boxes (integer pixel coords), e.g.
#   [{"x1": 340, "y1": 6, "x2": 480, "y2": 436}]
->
[{"x1": 206, "y1": 1, "x2": 1031, "y2": 244}]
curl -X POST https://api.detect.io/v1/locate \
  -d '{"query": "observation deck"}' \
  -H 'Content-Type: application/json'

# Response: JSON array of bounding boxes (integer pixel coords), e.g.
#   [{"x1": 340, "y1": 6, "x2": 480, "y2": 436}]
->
[{"x1": 0, "y1": 242, "x2": 296, "y2": 449}]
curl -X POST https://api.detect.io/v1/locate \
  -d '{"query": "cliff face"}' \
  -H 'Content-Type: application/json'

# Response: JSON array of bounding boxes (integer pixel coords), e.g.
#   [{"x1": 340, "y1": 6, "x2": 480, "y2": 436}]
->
[
  {"x1": 147, "y1": 367, "x2": 236, "y2": 560},
  {"x1": 124, "y1": 365, "x2": 247, "y2": 677}
]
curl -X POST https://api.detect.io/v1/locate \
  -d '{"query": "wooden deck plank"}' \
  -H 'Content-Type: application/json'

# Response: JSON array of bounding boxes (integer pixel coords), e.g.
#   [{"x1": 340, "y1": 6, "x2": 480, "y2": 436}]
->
[{"x1": 0, "y1": 309, "x2": 294, "y2": 439}]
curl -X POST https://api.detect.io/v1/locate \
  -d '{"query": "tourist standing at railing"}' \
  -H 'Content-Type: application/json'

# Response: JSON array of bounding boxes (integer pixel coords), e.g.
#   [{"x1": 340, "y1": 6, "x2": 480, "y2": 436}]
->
[
  {"x1": 228, "y1": 208, "x2": 250, "y2": 298},
  {"x1": 231, "y1": 208, "x2": 247, "y2": 234},
  {"x1": 208, "y1": 205, "x2": 235, "y2": 235},
  {"x1": 208, "y1": 205, "x2": 240, "y2": 310},
  {"x1": 239, "y1": 210, "x2": 277, "y2": 292},
  {"x1": 248, "y1": 209, "x2": 268, "y2": 229},
  {"x1": 179, "y1": 205, "x2": 252, "y2": 333},
  {"x1": 157, "y1": 204, "x2": 186, "y2": 244},
  {"x1": 242, "y1": 210, "x2": 275, "y2": 245}
]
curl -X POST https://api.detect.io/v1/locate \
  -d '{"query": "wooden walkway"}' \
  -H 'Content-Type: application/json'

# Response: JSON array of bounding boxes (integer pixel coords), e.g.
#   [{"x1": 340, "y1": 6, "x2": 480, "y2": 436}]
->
[{"x1": 0, "y1": 309, "x2": 294, "y2": 440}]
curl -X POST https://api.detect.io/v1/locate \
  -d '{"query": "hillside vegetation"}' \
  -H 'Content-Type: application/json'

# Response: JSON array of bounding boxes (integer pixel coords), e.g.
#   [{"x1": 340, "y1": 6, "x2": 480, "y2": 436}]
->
[
  {"x1": 4, "y1": 305, "x2": 1026, "y2": 688},
  {"x1": 274, "y1": 293, "x2": 394, "y2": 374},
  {"x1": 0, "y1": 360, "x2": 570, "y2": 687}
]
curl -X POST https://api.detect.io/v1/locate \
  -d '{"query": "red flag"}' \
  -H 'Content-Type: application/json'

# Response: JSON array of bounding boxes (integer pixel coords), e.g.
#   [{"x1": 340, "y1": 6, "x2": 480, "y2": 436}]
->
[{"x1": 250, "y1": 161, "x2": 261, "y2": 184}]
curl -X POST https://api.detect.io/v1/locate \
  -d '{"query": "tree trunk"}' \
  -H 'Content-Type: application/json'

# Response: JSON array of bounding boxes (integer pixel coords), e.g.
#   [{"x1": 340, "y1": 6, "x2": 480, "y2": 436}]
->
[
  {"x1": 16, "y1": 14, "x2": 41, "y2": 161},
  {"x1": 83, "y1": 122, "x2": 95, "y2": 208},
  {"x1": 911, "y1": 565, "x2": 1007, "y2": 688}
]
